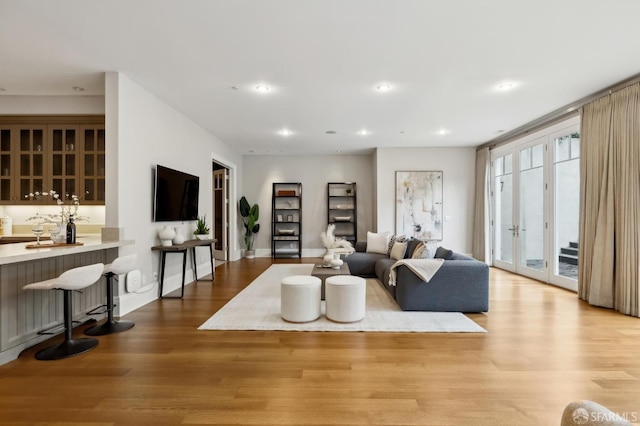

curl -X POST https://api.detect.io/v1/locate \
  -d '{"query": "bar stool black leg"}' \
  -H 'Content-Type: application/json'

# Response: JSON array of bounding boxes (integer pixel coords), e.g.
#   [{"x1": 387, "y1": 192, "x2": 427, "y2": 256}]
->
[
  {"x1": 36, "y1": 290, "x2": 99, "y2": 360},
  {"x1": 85, "y1": 272, "x2": 135, "y2": 336}
]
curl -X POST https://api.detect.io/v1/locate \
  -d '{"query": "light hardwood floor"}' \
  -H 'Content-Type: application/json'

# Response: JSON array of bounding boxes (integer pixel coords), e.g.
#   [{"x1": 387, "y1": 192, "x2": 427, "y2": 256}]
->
[{"x1": 1, "y1": 258, "x2": 640, "y2": 425}]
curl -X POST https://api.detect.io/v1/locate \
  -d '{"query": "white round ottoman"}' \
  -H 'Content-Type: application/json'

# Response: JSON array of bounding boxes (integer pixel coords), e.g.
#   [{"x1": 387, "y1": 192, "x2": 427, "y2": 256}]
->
[
  {"x1": 325, "y1": 275, "x2": 366, "y2": 323},
  {"x1": 280, "y1": 275, "x2": 322, "y2": 323}
]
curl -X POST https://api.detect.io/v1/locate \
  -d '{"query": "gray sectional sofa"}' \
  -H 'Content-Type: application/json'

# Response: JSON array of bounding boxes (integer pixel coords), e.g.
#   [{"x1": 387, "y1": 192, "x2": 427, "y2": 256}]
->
[{"x1": 345, "y1": 240, "x2": 489, "y2": 312}]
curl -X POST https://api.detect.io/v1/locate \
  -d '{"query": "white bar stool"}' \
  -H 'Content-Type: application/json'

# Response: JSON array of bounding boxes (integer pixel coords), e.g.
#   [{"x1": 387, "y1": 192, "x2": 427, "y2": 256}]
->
[
  {"x1": 325, "y1": 275, "x2": 366, "y2": 323},
  {"x1": 85, "y1": 253, "x2": 137, "y2": 336},
  {"x1": 281, "y1": 275, "x2": 321, "y2": 323},
  {"x1": 22, "y1": 263, "x2": 104, "y2": 360}
]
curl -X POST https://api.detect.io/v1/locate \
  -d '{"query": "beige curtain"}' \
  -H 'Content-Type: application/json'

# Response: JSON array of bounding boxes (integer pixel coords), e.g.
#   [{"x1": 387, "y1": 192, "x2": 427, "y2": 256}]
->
[
  {"x1": 472, "y1": 147, "x2": 490, "y2": 263},
  {"x1": 579, "y1": 83, "x2": 640, "y2": 316}
]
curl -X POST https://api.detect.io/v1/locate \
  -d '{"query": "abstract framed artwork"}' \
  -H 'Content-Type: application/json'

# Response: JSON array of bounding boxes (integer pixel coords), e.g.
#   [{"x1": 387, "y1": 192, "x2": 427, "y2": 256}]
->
[{"x1": 395, "y1": 171, "x2": 443, "y2": 240}]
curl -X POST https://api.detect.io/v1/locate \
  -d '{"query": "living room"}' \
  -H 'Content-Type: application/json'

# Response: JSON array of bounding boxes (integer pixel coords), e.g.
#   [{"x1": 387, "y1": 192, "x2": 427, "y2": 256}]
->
[{"x1": 2, "y1": 1, "x2": 640, "y2": 425}]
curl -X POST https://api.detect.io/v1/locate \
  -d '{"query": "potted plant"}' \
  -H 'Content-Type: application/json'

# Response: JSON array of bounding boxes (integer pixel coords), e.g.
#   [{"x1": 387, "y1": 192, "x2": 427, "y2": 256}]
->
[
  {"x1": 193, "y1": 215, "x2": 210, "y2": 240},
  {"x1": 239, "y1": 196, "x2": 260, "y2": 259}
]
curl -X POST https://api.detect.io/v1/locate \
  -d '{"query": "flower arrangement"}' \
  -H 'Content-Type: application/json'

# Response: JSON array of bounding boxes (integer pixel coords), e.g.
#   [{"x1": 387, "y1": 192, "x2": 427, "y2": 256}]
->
[
  {"x1": 26, "y1": 190, "x2": 88, "y2": 224},
  {"x1": 320, "y1": 224, "x2": 354, "y2": 254}
]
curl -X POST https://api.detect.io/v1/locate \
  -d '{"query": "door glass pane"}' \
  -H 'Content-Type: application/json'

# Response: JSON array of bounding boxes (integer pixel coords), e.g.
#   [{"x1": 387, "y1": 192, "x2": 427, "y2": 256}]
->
[
  {"x1": 555, "y1": 133, "x2": 580, "y2": 280},
  {"x1": 494, "y1": 154, "x2": 513, "y2": 264},
  {"x1": 519, "y1": 144, "x2": 544, "y2": 272}
]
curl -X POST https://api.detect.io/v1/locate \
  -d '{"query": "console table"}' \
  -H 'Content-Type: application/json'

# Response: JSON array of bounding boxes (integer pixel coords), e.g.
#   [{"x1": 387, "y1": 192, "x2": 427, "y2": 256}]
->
[{"x1": 151, "y1": 239, "x2": 216, "y2": 298}]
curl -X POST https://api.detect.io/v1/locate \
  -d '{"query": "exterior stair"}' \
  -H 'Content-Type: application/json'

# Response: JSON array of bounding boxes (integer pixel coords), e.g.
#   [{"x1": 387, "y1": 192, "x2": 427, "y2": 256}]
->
[{"x1": 559, "y1": 241, "x2": 578, "y2": 266}]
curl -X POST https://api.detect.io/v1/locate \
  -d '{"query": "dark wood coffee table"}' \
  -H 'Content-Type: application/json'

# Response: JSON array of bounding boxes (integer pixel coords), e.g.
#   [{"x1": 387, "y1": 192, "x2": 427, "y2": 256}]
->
[{"x1": 311, "y1": 262, "x2": 351, "y2": 299}]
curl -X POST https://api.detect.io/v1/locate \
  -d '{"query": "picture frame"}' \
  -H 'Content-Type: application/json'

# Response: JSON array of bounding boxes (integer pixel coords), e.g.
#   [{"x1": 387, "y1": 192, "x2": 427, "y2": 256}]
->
[
  {"x1": 395, "y1": 171, "x2": 443, "y2": 240},
  {"x1": 287, "y1": 214, "x2": 293, "y2": 222},
  {"x1": 277, "y1": 214, "x2": 283, "y2": 222}
]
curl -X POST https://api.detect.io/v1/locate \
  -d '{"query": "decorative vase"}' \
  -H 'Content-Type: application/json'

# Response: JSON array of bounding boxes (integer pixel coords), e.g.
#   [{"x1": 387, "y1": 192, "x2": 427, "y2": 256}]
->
[
  {"x1": 173, "y1": 227, "x2": 185, "y2": 245},
  {"x1": 330, "y1": 258, "x2": 343, "y2": 269},
  {"x1": 158, "y1": 225, "x2": 176, "y2": 246},
  {"x1": 323, "y1": 248, "x2": 335, "y2": 265},
  {"x1": 245, "y1": 249, "x2": 255, "y2": 259}
]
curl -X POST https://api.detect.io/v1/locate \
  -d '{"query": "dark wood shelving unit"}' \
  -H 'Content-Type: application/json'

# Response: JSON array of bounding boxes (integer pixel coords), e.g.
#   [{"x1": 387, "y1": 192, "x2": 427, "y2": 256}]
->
[
  {"x1": 272, "y1": 182, "x2": 302, "y2": 258},
  {"x1": 327, "y1": 182, "x2": 357, "y2": 243}
]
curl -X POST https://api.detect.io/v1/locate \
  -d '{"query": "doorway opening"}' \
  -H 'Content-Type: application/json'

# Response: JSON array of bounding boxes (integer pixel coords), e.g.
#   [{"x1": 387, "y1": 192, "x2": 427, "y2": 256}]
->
[{"x1": 212, "y1": 161, "x2": 229, "y2": 263}]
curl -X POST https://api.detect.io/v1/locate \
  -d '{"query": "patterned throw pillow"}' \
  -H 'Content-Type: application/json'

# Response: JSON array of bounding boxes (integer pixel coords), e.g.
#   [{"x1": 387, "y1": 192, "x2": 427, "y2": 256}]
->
[
  {"x1": 423, "y1": 241, "x2": 438, "y2": 259},
  {"x1": 411, "y1": 241, "x2": 438, "y2": 259},
  {"x1": 390, "y1": 241, "x2": 408, "y2": 260},
  {"x1": 387, "y1": 234, "x2": 407, "y2": 255},
  {"x1": 410, "y1": 241, "x2": 426, "y2": 259}
]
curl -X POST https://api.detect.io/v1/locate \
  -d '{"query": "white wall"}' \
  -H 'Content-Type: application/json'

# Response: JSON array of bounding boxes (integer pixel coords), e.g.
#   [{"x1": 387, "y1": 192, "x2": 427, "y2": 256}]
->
[
  {"x1": 375, "y1": 147, "x2": 476, "y2": 254},
  {"x1": 242, "y1": 155, "x2": 374, "y2": 257},
  {"x1": 106, "y1": 72, "x2": 243, "y2": 314}
]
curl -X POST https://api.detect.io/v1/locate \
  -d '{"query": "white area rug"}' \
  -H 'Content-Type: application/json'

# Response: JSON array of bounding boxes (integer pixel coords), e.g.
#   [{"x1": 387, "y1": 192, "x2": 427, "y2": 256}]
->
[{"x1": 198, "y1": 264, "x2": 486, "y2": 333}]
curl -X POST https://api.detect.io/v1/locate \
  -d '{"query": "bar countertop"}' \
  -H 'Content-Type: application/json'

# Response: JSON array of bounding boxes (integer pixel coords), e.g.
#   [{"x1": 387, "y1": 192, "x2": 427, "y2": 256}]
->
[{"x1": 0, "y1": 235, "x2": 134, "y2": 265}]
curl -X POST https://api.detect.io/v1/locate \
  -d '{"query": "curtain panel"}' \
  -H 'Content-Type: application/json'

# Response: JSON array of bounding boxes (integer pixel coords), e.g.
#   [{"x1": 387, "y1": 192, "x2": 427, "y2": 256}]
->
[
  {"x1": 579, "y1": 83, "x2": 640, "y2": 317},
  {"x1": 472, "y1": 147, "x2": 490, "y2": 264}
]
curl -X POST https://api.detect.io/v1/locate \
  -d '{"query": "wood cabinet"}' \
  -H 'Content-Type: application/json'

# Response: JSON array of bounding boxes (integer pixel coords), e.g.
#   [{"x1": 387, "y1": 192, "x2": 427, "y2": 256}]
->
[
  {"x1": 328, "y1": 182, "x2": 357, "y2": 243},
  {"x1": 272, "y1": 182, "x2": 302, "y2": 258},
  {"x1": 0, "y1": 117, "x2": 105, "y2": 205}
]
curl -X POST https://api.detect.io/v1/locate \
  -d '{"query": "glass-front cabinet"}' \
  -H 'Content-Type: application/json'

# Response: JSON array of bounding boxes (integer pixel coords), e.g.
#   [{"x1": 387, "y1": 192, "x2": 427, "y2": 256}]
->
[{"x1": 0, "y1": 118, "x2": 105, "y2": 205}]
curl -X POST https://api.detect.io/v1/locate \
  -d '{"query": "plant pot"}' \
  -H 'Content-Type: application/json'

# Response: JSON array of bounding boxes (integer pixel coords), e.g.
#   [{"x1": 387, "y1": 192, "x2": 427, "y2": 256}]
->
[
  {"x1": 195, "y1": 234, "x2": 209, "y2": 240},
  {"x1": 245, "y1": 249, "x2": 255, "y2": 259}
]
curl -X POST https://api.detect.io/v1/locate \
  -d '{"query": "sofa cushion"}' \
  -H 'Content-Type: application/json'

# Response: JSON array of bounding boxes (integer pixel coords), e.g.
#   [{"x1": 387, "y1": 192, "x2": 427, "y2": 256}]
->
[
  {"x1": 387, "y1": 234, "x2": 407, "y2": 254},
  {"x1": 366, "y1": 231, "x2": 390, "y2": 254},
  {"x1": 390, "y1": 242, "x2": 407, "y2": 260},
  {"x1": 435, "y1": 246, "x2": 454, "y2": 260},
  {"x1": 345, "y1": 251, "x2": 389, "y2": 277},
  {"x1": 374, "y1": 258, "x2": 396, "y2": 283},
  {"x1": 405, "y1": 239, "x2": 423, "y2": 258}
]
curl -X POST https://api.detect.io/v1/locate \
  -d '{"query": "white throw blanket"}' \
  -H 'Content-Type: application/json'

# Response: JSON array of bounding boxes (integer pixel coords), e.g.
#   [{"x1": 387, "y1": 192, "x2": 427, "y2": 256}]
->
[{"x1": 388, "y1": 258, "x2": 445, "y2": 286}]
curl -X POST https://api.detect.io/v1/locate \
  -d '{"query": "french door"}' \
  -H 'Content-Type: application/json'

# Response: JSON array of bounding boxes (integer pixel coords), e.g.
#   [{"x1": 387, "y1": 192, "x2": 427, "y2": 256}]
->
[{"x1": 491, "y1": 117, "x2": 579, "y2": 291}]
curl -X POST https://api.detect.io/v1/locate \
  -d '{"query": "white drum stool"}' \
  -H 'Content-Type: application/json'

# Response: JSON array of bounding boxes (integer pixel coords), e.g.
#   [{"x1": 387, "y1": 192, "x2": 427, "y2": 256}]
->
[
  {"x1": 325, "y1": 275, "x2": 366, "y2": 323},
  {"x1": 281, "y1": 275, "x2": 321, "y2": 323}
]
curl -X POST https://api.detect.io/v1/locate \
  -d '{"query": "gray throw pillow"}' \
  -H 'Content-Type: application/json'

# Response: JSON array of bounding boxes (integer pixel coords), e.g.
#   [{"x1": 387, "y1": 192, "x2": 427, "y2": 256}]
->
[{"x1": 435, "y1": 246, "x2": 454, "y2": 260}]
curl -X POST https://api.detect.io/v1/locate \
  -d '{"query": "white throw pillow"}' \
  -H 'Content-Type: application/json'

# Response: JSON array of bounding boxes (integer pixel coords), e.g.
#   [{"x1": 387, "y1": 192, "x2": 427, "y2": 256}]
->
[
  {"x1": 390, "y1": 241, "x2": 408, "y2": 260},
  {"x1": 366, "y1": 231, "x2": 390, "y2": 254},
  {"x1": 423, "y1": 241, "x2": 438, "y2": 259}
]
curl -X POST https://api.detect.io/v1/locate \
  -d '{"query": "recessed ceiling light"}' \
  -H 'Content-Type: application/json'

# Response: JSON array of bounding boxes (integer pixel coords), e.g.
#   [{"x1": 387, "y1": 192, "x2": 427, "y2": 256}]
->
[
  {"x1": 72, "y1": 86, "x2": 85, "y2": 92},
  {"x1": 376, "y1": 84, "x2": 392, "y2": 92},
  {"x1": 279, "y1": 129, "x2": 292, "y2": 136},
  {"x1": 400, "y1": 131, "x2": 405, "y2": 134},
  {"x1": 231, "y1": 86, "x2": 238, "y2": 90},
  {"x1": 497, "y1": 82, "x2": 514, "y2": 91},
  {"x1": 436, "y1": 129, "x2": 449, "y2": 135},
  {"x1": 325, "y1": 130, "x2": 337, "y2": 134},
  {"x1": 336, "y1": 150, "x2": 342, "y2": 153},
  {"x1": 256, "y1": 85, "x2": 270, "y2": 93},
  {"x1": 358, "y1": 129, "x2": 370, "y2": 136},
  {"x1": 496, "y1": 129, "x2": 506, "y2": 134}
]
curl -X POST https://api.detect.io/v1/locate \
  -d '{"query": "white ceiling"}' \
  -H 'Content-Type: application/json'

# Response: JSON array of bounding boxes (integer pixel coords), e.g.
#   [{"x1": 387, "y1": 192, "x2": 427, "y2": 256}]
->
[{"x1": 2, "y1": 0, "x2": 640, "y2": 155}]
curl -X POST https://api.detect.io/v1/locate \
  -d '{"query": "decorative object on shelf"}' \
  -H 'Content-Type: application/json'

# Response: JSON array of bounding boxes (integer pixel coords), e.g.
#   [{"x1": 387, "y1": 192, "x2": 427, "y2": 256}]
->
[
  {"x1": 320, "y1": 224, "x2": 354, "y2": 261},
  {"x1": 345, "y1": 188, "x2": 353, "y2": 195},
  {"x1": 173, "y1": 227, "x2": 186, "y2": 245},
  {"x1": 0, "y1": 216, "x2": 12, "y2": 236},
  {"x1": 239, "y1": 196, "x2": 260, "y2": 259},
  {"x1": 395, "y1": 171, "x2": 443, "y2": 240},
  {"x1": 193, "y1": 215, "x2": 210, "y2": 240},
  {"x1": 272, "y1": 182, "x2": 302, "y2": 258},
  {"x1": 158, "y1": 225, "x2": 176, "y2": 246}
]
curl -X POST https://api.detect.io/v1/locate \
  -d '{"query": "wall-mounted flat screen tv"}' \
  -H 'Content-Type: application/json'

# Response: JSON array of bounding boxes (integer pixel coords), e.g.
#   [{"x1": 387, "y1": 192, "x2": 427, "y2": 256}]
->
[{"x1": 153, "y1": 165, "x2": 199, "y2": 221}]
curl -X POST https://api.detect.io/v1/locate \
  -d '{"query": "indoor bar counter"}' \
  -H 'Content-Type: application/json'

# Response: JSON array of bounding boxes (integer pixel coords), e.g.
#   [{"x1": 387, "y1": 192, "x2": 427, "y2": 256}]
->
[{"x1": 0, "y1": 235, "x2": 134, "y2": 365}]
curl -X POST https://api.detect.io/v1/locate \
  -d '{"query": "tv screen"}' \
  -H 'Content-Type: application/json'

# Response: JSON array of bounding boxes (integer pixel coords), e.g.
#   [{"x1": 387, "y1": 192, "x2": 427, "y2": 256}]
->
[{"x1": 153, "y1": 165, "x2": 199, "y2": 221}]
